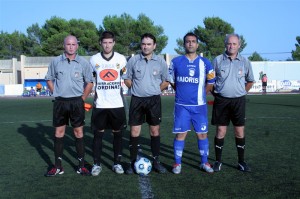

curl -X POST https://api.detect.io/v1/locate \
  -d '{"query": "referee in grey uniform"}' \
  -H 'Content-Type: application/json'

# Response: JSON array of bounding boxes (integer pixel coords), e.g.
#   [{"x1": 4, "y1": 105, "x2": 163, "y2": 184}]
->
[
  {"x1": 45, "y1": 35, "x2": 94, "y2": 177},
  {"x1": 123, "y1": 33, "x2": 170, "y2": 174},
  {"x1": 211, "y1": 33, "x2": 254, "y2": 172}
]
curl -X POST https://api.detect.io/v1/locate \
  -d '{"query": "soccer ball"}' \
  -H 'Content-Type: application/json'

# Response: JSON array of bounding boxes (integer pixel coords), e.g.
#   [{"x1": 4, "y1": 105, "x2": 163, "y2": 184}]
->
[{"x1": 134, "y1": 157, "x2": 152, "y2": 175}]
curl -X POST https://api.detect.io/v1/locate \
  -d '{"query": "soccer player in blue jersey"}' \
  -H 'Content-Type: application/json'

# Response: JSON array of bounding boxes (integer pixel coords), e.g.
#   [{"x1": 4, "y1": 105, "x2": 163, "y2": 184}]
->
[{"x1": 169, "y1": 32, "x2": 215, "y2": 174}]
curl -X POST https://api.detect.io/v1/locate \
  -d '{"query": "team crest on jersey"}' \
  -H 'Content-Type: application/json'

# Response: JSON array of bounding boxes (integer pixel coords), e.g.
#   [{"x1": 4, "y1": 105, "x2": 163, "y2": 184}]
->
[
  {"x1": 116, "y1": 63, "x2": 120, "y2": 69},
  {"x1": 238, "y1": 68, "x2": 243, "y2": 76},
  {"x1": 100, "y1": 69, "x2": 118, "y2": 81},
  {"x1": 74, "y1": 72, "x2": 80, "y2": 78},
  {"x1": 201, "y1": 124, "x2": 207, "y2": 131},
  {"x1": 189, "y1": 68, "x2": 195, "y2": 76},
  {"x1": 95, "y1": 64, "x2": 100, "y2": 70}
]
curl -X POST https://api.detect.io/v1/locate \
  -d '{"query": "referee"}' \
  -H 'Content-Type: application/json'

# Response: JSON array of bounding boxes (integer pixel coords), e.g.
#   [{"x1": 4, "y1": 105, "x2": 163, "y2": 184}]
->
[
  {"x1": 45, "y1": 35, "x2": 94, "y2": 176},
  {"x1": 123, "y1": 33, "x2": 170, "y2": 174}
]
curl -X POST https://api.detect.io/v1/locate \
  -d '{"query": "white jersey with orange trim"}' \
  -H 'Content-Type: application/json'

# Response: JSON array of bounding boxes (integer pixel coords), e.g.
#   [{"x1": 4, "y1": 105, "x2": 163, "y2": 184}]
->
[{"x1": 90, "y1": 52, "x2": 127, "y2": 108}]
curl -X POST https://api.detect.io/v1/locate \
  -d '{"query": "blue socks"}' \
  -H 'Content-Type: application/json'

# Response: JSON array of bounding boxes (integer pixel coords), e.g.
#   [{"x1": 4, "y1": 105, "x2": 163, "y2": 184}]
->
[
  {"x1": 174, "y1": 138, "x2": 209, "y2": 165},
  {"x1": 173, "y1": 139, "x2": 185, "y2": 164},
  {"x1": 198, "y1": 138, "x2": 209, "y2": 164}
]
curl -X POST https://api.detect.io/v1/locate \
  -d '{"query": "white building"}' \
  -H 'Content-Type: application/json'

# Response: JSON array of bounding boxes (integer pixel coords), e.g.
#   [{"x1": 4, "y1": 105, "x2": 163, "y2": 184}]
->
[{"x1": 0, "y1": 55, "x2": 299, "y2": 95}]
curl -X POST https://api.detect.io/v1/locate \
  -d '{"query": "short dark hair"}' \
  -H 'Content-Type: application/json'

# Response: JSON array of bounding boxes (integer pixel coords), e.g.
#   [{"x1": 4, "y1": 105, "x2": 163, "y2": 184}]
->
[
  {"x1": 141, "y1": 33, "x2": 156, "y2": 44},
  {"x1": 183, "y1": 32, "x2": 199, "y2": 43},
  {"x1": 100, "y1": 31, "x2": 115, "y2": 42}
]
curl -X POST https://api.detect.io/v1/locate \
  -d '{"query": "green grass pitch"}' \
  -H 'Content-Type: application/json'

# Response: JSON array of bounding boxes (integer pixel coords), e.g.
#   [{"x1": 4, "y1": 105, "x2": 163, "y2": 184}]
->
[{"x1": 0, "y1": 94, "x2": 299, "y2": 199}]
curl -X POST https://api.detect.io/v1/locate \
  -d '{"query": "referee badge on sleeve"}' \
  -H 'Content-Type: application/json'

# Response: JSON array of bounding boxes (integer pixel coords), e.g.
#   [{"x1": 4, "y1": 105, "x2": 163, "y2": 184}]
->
[{"x1": 121, "y1": 67, "x2": 127, "y2": 74}]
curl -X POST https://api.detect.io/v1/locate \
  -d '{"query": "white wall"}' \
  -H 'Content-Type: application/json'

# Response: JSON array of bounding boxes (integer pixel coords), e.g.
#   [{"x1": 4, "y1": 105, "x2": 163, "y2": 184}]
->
[
  {"x1": 251, "y1": 61, "x2": 300, "y2": 81},
  {"x1": 4, "y1": 84, "x2": 24, "y2": 95}
]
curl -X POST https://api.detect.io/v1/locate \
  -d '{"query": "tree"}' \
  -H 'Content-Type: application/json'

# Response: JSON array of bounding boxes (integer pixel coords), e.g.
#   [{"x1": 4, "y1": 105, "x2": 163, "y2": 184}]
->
[
  {"x1": 291, "y1": 36, "x2": 300, "y2": 61},
  {"x1": 248, "y1": 51, "x2": 265, "y2": 61},
  {"x1": 0, "y1": 31, "x2": 31, "y2": 59},
  {"x1": 39, "y1": 16, "x2": 99, "y2": 56},
  {"x1": 136, "y1": 14, "x2": 168, "y2": 54},
  {"x1": 27, "y1": 23, "x2": 46, "y2": 56},
  {"x1": 39, "y1": 16, "x2": 71, "y2": 55},
  {"x1": 69, "y1": 19, "x2": 100, "y2": 55},
  {"x1": 2, "y1": 14, "x2": 167, "y2": 58},
  {"x1": 0, "y1": 32, "x2": 12, "y2": 59},
  {"x1": 175, "y1": 17, "x2": 246, "y2": 60},
  {"x1": 100, "y1": 13, "x2": 168, "y2": 56},
  {"x1": 101, "y1": 13, "x2": 137, "y2": 56}
]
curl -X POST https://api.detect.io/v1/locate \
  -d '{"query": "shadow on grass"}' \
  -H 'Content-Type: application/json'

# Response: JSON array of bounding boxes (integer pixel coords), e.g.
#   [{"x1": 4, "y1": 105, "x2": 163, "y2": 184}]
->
[
  {"x1": 83, "y1": 127, "x2": 132, "y2": 170},
  {"x1": 18, "y1": 123, "x2": 84, "y2": 173},
  {"x1": 85, "y1": 126, "x2": 174, "y2": 171},
  {"x1": 18, "y1": 122, "x2": 238, "y2": 174},
  {"x1": 115, "y1": 127, "x2": 227, "y2": 173}
]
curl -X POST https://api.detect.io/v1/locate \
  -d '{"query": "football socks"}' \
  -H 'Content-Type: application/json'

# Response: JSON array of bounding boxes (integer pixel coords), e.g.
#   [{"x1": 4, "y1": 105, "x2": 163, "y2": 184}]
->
[
  {"x1": 75, "y1": 138, "x2": 85, "y2": 167},
  {"x1": 198, "y1": 138, "x2": 209, "y2": 164},
  {"x1": 214, "y1": 137, "x2": 224, "y2": 162},
  {"x1": 235, "y1": 137, "x2": 246, "y2": 162},
  {"x1": 93, "y1": 130, "x2": 104, "y2": 165},
  {"x1": 151, "y1": 136, "x2": 160, "y2": 157},
  {"x1": 113, "y1": 130, "x2": 123, "y2": 165},
  {"x1": 54, "y1": 137, "x2": 64, "y2": 168},
  {"x1": 129, "y1": 136, "x2": 139, "y2": 162},
  {"x1": 173, "y1": 139, "x2": 185, "y2": 164}
]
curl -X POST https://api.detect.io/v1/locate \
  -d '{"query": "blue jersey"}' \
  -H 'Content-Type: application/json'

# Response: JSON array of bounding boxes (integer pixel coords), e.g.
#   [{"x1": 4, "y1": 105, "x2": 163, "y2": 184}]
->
[{"x1": 169, "y1": 55, "x2": 215, "y2": 105}]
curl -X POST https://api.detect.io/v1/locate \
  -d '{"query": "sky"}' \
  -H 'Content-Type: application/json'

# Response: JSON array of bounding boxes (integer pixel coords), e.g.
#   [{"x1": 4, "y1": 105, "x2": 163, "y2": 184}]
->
[{"x1": 0, "y1": 0, "x2": 299, "y2": 61}]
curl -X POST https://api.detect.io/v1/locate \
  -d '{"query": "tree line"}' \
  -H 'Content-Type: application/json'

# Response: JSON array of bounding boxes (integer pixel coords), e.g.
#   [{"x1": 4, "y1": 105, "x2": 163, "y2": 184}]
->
[{"x1": 0, "y1": 13, "x2": 299, "y2": 61}]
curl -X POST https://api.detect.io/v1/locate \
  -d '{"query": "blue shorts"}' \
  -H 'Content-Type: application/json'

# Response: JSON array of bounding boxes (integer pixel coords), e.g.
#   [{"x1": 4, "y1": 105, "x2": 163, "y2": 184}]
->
[{"x1": 173, "y1": 104, "x2": 208, "y2": 134}]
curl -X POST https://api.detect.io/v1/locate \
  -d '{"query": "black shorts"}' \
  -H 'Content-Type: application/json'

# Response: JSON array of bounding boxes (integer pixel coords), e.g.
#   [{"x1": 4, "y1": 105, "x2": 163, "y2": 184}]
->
[
  {"x1": 91, "y1": 107, "x2": 126, "y2": 130},
  {"x1": 129, "y1": 95, "x2": 161, "y2": 126},
  {"x1": 53, "y1": 97, "x2": 85, "y2": 128},
  {"x1": 211, "y1": 95, "x2": 246, "y2": 126},
  {"x1": 262, "y1": 82, "x2": 267, "y2": 87}
]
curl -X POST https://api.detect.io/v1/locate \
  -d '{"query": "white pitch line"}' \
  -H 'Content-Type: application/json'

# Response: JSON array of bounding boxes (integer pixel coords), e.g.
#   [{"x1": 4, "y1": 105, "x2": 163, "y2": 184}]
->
[
  {"x1": 138, "y1": 175, "x2": 154, "y2": 199},
  {"x1": 1, "y1": 120, "x2": 52, "y2": 124},
  {"x1": 123, "y1": 97, "x2": 155, "y2": 199},
  {"x1": 249, "y1": 116, "x2": 297, "y2": 119}
]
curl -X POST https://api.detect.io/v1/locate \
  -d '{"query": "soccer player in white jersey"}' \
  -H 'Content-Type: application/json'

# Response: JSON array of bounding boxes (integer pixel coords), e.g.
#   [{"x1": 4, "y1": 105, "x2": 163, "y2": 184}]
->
[
  {"x1": 89, "y1": 31, "x2": 127, "y2": 175},
  {"x1": 169, "y1": 32, "x2": 215, "y2": 174}
]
